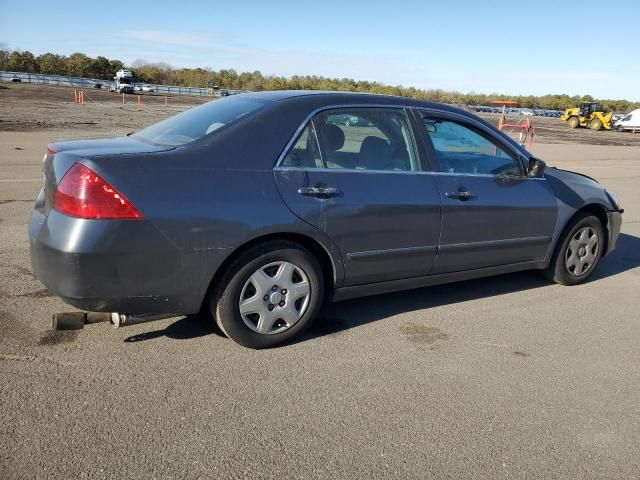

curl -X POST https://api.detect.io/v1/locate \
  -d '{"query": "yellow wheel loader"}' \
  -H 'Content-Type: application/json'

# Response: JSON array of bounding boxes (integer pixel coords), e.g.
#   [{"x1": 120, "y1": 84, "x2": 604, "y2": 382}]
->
[{"x1": 561, "y1": 102, "x2": 612, "y2": 130}]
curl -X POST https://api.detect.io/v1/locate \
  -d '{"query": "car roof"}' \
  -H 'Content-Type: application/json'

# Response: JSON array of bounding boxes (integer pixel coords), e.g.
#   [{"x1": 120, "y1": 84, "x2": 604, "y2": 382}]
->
[
  {"x1": 233, "y1": 90, "x2": 527, "y2": 156},
  {"x1": 241, "y1": 89, "x2": 461, "y2": 112}
]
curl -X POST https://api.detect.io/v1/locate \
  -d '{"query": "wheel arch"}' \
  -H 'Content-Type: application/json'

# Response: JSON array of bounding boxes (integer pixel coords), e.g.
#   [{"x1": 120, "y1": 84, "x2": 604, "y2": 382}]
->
[
  {"x1": 564, "y1": 203, "x2": 611, "y2": 254},
  {"x1": 200, "y1": 232, "x2": 339, "y2": 312}
]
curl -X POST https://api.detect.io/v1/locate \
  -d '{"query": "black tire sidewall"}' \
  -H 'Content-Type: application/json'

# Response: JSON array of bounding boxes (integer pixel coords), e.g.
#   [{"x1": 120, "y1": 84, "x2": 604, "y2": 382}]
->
[
  {"x1": 212, "y1": 243, "x2": 324, "y2": 349},
  {"x1": 550, "y1": 214, "x2": 604, "y2": 285}
]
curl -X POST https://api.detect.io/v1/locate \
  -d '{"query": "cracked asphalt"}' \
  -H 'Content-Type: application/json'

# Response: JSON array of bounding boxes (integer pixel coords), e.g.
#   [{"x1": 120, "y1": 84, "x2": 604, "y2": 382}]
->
[{"x1": 1, "y1": 124, "x2": 640, "y2": 479}]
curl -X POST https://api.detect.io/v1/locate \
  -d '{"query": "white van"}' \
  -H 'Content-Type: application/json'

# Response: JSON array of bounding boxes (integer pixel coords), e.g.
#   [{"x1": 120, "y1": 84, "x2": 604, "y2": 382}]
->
[{"x1": 614, "y1": 109, "x2": 640, "y2": 132}]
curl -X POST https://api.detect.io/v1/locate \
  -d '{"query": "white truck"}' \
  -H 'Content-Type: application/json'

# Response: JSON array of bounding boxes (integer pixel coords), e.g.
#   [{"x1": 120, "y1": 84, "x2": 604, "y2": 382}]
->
[
  {"x1": 111, "y1": 69, "x2": 135, "y2": 94},
  {"x1": 614, "y1": 109, "x2": 640, "y2": 132}
]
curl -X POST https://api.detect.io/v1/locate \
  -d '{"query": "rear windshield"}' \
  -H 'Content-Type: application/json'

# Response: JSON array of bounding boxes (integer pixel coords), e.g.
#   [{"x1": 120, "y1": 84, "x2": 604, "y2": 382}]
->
[{"x1": 133, "y1": 96, "x2": 268, "y2": 146}]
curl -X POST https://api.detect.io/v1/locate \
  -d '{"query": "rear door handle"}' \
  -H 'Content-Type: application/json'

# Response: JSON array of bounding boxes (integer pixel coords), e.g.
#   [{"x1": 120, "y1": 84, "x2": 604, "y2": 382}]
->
[
  {"x1": 298, "y1": 186, "x2": 340, "y2": 198},
  {"x1": 445, "y1": 191, "x2": 476, "y2": 201}
]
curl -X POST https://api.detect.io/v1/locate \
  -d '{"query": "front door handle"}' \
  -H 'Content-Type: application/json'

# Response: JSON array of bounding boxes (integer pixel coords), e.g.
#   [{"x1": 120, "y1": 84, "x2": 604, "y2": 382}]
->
[
  {"x1": 298, "y1": 186, "x2": 340, "y2": 198},
  {"x1": 445, "y1": 190, "x2": 476, "y2": 201}
]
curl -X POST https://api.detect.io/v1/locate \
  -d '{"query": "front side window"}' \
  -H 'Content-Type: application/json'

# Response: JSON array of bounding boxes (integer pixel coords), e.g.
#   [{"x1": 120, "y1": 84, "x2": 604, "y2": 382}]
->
[
  {"x1": 314, "y1": 108, "x2": 419, "y2": 171},
  {"x1": 422, "y1": 115, "x2": 523, "y2": 176}
]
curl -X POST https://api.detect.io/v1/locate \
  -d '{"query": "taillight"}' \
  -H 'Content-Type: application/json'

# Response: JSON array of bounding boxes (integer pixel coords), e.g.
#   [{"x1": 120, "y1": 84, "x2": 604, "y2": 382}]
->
[{"x1": 54, "y1": 163, "x2": 143, "y2": 219}]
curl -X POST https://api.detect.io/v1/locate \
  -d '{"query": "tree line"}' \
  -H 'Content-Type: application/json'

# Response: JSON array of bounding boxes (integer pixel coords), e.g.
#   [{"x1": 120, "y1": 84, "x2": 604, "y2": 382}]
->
[{"x1": 1, "y1": 49, "x2": 638, "y2": 112}]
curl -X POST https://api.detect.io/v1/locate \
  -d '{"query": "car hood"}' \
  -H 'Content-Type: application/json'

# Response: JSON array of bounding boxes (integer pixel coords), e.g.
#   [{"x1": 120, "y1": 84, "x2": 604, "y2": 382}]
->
[{"x1": 50, "y1": 136, "x2": 174, "y2": 158}]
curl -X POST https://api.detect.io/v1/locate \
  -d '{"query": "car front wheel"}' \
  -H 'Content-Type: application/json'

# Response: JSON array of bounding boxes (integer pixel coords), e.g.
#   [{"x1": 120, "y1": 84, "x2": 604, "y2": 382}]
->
[
  {"x1": 211, "y1": 241, "x2": 324, "y2": 349},
  {"x1": 544, "y1": 213, "x2": 604, "y2": 285}
]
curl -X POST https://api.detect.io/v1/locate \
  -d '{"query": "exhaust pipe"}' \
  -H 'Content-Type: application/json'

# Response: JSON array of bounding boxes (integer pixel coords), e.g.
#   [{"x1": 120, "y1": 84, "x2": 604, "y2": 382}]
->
[
  {"x1": 52, "y1": 312, "x2": 112, "y2": 330},
  {"x1": 52, "y1": 312, "x2": 175, "y2": 330},
  {"x1": 110, "y1": 313, "x2": 176, "y2": 328}
]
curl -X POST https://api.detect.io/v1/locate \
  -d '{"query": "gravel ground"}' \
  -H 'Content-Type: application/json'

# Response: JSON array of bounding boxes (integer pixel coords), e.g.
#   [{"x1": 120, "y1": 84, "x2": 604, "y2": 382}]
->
[{"x1": 1, "y1": 83, "x2": 640, "y2": 479}]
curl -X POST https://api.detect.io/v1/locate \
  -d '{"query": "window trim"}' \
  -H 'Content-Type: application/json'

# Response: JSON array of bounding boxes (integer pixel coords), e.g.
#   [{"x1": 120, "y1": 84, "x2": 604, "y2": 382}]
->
[
  {"x1": 280, "y1": 120, "x2": 323, "y2": 169},
  {"x1": 414, "y1": 108, "x2": 531, "y2": 179},
  {"x1": 274, "y1": 104, "x2": 422, "y2": 173}
]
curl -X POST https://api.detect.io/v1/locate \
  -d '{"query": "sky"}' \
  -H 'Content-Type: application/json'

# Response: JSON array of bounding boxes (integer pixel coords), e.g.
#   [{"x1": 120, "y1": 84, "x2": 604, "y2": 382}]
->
[{"x1": 1, "y1": 0, "x2": 639, "y2": 100}]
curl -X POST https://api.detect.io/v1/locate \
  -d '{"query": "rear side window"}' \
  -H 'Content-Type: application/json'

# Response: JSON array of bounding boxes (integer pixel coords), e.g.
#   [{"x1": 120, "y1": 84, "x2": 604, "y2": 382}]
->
[
  {"x1": 134, "y1": 96, "x2": 267, "y2": 147},
  {"x1": 280, "y1": 123, "x2": 322, "y2": 168},
  {"x1": 315, "y1": 108, "x2": 419, "y2": 171},
  {"x1": 422, "y1": 116, "x2": 523, "y2": 177}
]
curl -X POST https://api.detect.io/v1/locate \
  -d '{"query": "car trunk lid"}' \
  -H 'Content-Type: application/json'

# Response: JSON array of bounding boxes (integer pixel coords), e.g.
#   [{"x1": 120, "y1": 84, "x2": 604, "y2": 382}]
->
[{"x1": 42, "y1": 136, "x2": 174, "y2": 215}]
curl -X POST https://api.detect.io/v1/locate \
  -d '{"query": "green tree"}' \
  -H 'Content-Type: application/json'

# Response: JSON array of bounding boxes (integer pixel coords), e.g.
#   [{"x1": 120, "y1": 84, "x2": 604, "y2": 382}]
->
[
  {"x1": 87, "y1": 56, "x2": 111, "y2": 79},
  {"x1": 65, "y1": 52, "x2": 91, "y2": 77},
  {"x1": 6, "y1": 50, "x2": 39, "y2": 72},
  {"x1": 37, "y1": 53, "x2": 65, "y2": 75}
]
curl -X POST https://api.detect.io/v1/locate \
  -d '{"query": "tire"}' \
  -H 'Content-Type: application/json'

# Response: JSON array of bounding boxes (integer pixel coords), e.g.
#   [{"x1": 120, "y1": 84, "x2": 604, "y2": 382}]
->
[
  {"x1": 568, "y1": 116, "x2": 580, "y2": 129},
  {"x1": 589, "y1": 118, "x2": 602, "y2": 130},
  {"x1": 544, "y1": 213, "x2": 604, "y2": 285},
  {"x1": 211, "y1": 240, "x2": 324, "y2": 349}
]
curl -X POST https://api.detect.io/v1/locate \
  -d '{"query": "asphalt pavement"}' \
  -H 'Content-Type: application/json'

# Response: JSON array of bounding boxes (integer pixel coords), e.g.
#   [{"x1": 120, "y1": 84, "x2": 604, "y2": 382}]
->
[{"x1": 1, "y1": 132, "x2": 639, "y2": 479}]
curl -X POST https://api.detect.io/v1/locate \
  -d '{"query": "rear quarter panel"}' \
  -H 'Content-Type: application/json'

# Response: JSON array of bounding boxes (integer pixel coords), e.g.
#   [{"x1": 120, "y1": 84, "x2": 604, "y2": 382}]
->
[{"x1": 81, "y1": 150, "x2": 345, "y2": 310}]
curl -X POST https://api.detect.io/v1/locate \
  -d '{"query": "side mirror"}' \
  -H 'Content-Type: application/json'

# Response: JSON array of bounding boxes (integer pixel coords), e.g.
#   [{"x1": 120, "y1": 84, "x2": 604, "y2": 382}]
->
[{"x1": 527, "y1": 157, "x2": 546, "y2": 178}]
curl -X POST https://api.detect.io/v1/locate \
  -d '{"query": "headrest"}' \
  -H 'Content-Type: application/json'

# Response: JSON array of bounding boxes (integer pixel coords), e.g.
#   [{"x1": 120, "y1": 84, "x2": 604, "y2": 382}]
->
[
  {"x1": 319, "y1": 123, "x2": 345, "y2": 152},
  {"x1": 360, "y1": 136, "x2": 390, "y2": 157}
]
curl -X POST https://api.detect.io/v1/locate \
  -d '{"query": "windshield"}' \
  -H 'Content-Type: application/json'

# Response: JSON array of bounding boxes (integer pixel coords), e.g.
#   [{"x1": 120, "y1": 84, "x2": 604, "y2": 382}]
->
[{"x1": 134, "y1": 96, "x2": 268, "y2": 147}]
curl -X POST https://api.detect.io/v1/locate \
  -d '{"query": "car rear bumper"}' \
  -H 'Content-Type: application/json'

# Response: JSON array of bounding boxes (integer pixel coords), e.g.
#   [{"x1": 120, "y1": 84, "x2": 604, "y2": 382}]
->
[
  {"x1": 29, "y1": 208, "x2": 224, "y2": 314},
  {"x1": 606, "y1": 211, "x2": 623, "y2": 255}
]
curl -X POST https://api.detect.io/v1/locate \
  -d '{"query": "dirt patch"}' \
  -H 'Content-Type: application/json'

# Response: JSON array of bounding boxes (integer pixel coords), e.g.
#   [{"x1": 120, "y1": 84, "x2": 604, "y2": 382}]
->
[
  {"x1": 12, "y1": 288, "x2": 53, "y2": 299},
  {"x1": 0, "y1": 310, "x2": 37, "y2": 347},
  {"x1": 0, "y1": 82, "x2": 209, "y2": 134},
  {"x1": 0, "y1": 200, "x2": 33, "y2": 205},
  {"x1": 37, "y1": 329, "x2": 78, "y2": 346},
  {"x1": 2, "y1": 82, "x2": 639, "y2": 147},
  {"x1": 400, "y1": 323, "x2": 449, "y2": 345},
  {"x1": 477, "y1": 113, "x2": 640, "y2": 147}
]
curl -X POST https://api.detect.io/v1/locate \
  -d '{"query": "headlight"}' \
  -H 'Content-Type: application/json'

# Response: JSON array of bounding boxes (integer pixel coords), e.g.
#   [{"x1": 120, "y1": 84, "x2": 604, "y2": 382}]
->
[{"x1": 605, "y1": 190, "x2": 622, "y2": 211}]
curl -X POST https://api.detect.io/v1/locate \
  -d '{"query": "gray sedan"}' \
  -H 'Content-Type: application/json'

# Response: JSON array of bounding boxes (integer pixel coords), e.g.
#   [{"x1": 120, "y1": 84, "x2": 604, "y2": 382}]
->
[{"x1": 29, "y1": 91, "x2": 623, "y2": 348}]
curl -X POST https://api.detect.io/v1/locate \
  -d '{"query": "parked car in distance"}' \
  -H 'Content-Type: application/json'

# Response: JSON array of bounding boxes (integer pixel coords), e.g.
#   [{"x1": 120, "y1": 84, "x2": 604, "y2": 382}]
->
[
  {"x1": 141, "y1": 84, "x2": 157, "y2": 93},
  {"x1": 29, "y1": 91, "x2": 623, "y2": 348},
  {"x1": 93, "y1": 83, "x2": 102, "y2": 89},
  {"x1": 520, "y1": 109, "x2": 534, "y2": 116},
  {"x1": 10, "y1": 76, "x2": 21, "y2": 82}
]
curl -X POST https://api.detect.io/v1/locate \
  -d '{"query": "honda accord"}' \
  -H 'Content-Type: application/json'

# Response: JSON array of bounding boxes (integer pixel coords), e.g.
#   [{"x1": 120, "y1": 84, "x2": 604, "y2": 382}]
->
[{"x1": 29, "y1": 91, "x2": 623, "y2": 348}]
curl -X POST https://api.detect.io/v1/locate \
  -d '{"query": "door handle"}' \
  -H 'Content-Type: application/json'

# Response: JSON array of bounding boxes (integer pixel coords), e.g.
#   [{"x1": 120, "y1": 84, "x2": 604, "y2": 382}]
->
[
  {"x1": 298, "y1": 186, "x2": 340, "y2": 198},
  {"x1": 445, "y1": 190, "x2": 476, "y2": 201}
]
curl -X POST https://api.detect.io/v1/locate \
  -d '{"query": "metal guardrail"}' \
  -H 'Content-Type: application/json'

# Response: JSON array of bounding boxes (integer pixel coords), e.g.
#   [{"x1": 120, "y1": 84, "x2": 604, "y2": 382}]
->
[{"x1": 0, "y1": 71, "x2": 212, "y2": 97}]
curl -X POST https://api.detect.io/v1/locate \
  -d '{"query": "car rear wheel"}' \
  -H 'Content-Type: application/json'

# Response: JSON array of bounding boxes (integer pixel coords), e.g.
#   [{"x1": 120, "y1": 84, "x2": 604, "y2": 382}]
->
[
  {"x1": 211, "y1": 241, "x2": 324, "y2": 348},
  {"x1": 544, "y1": 213, "x2": 604, "y2": 285}
]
